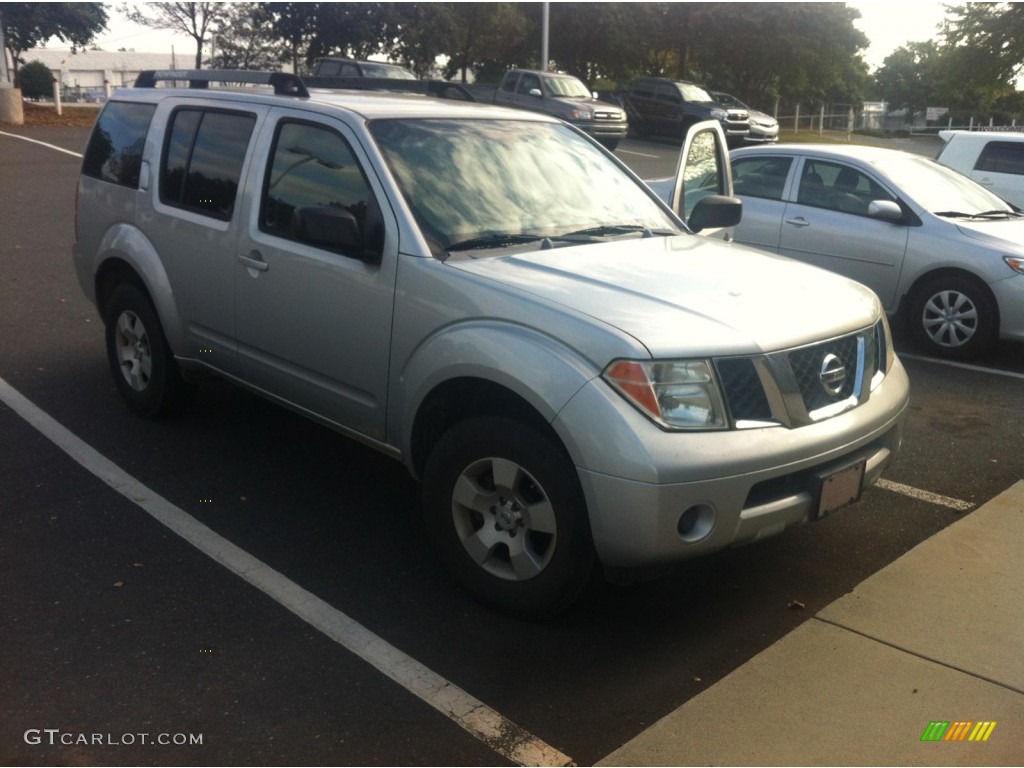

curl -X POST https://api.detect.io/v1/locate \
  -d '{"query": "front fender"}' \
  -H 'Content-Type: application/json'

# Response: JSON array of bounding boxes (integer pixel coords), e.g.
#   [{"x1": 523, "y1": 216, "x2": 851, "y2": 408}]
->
[
  {"x1": 95, "y1": 223, "x2": 186, "y2": 353},
  {"x1": 392, "y1": 320, "x2": 599, "y2": 463}
]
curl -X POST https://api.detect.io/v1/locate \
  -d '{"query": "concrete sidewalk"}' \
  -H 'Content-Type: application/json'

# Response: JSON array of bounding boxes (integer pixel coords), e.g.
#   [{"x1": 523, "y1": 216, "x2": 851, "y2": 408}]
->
[{"x1": 599, "y1": 481, "x2": 1024, "y2": 766}]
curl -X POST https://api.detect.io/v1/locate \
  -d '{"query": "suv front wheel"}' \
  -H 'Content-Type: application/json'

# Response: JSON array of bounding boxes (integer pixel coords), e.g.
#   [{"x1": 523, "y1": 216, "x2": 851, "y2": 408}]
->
[
  {"x1": 104, "y1": 283, "x2": 191, "y2": 416},
  {"x1": 422, "y1": 416, "x2": 596, "y2": 617}
]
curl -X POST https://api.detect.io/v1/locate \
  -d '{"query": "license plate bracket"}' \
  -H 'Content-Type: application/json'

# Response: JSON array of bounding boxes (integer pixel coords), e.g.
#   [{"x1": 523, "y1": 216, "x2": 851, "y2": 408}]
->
[{"x1": 816, "y1": 458, "x2": 866, "y2": 519}]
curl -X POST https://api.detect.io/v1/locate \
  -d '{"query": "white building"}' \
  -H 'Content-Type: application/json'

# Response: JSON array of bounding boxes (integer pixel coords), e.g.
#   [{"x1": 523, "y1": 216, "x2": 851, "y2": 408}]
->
[{"x1": 22, "y1": 49, "x2": 182, "y2": 95}]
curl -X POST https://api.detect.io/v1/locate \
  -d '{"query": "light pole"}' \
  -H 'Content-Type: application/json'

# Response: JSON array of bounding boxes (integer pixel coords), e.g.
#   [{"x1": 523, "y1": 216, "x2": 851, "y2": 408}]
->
[{"x1": 541, "y1": 2, "x2": 549, "y2": 72}]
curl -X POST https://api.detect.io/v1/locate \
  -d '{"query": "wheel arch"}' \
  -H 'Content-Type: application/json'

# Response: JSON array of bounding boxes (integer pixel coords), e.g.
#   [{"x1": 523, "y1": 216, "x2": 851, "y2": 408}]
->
[
  {"x1": 92, "y1": 224, "x2": 186, "y2": 353},
  {"x1": 409, "y1": 377, "x2": 569, "y2": 480}
]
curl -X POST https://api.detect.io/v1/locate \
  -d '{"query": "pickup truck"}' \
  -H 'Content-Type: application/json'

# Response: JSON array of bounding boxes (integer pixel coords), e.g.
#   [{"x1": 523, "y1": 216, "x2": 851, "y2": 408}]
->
[
  {"x1": 492, "y1": 69, "x2": 628, "y2": 150},
  {"x1": 306, "y1": 57, "x2": 476, "y2": 101}
]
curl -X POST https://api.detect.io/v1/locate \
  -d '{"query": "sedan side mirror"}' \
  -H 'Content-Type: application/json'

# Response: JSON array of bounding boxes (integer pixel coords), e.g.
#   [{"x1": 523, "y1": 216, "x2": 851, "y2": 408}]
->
[{"x1": 867, "y1": 200, "x2": 904, "y2": 223}]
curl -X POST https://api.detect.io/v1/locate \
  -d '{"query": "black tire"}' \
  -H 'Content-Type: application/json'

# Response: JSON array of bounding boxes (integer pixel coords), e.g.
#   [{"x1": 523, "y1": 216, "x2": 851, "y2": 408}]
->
[
  {"x1": 599, "y1": 138, "x2": 620, "y2": 152},
  {"x1": 908, "y1": 275, "x2": 997, "y2": 360},
  {"x1": 104, "y1": 283, "x2": 191, "y2": 416},
  {"x1": 421, "y1": 416, "x2": 596, "y2": 618}
]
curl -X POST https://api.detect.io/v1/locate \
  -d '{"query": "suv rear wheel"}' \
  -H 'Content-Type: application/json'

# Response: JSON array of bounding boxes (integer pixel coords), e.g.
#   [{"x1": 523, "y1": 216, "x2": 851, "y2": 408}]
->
[
  {"x1": 422, "y1": 416, "x2": 596, "y2": 617},
  {"x1": 104, "y1": 283, "x2": 191, "y2": 416}
]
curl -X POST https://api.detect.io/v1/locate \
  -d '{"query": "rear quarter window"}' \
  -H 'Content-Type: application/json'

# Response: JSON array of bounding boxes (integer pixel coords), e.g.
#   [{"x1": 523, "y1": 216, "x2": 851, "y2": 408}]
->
[
  {"x1": 976, "y1": 141, "x2": 1024, "y2": 175},
  {"x1": 81, "y1": 101, "x2": 156, "y2": 188}
]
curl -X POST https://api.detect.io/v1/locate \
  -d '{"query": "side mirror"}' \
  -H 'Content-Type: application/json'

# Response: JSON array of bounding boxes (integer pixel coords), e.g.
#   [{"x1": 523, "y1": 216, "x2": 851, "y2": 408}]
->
[
  {"x1": 292, "y1": 206, "x2": 366, "y2": 257},
  {"x1": 528, "y1": 88, "x2": 543, "y2": 98},
  {"x1": 867, "y1": 200, "x2": 904, "y2": 223},
  {"x1": 689, "y1": 195, "x2": 743, "y2": 234}
]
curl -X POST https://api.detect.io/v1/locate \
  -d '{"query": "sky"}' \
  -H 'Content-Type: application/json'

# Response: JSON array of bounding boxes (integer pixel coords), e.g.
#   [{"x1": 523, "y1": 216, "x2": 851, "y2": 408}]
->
[{"x1": 53, "y1": 1, "x2": 951, "y2": 73}]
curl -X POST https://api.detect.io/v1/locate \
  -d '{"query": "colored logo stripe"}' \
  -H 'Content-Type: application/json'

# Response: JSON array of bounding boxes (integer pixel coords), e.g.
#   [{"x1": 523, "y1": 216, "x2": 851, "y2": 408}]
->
[
  {"x1": 921, "y1": 721, "x2": 996, "y2": 742},
  {"x1": 969, "y1": 722, "x2": 997, "y2": 742}
]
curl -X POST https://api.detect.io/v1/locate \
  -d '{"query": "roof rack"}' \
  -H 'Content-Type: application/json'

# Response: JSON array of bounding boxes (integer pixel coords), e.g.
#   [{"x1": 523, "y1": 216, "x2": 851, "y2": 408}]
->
[{"x1": 134, "y1": 70, "x2": 309, "y2": 98}]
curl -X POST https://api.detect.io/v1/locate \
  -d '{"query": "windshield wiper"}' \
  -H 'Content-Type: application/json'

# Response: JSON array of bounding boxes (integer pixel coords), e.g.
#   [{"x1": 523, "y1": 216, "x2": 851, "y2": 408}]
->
[
  {"x1": 553, "y1": 224, "x2": 675, "y2": 240},
  {"x1": 446, "y1": 233, "x2": 545, "y2": 252},
  {"x1": 934, "y1": 209, "x2": 1023, "y2": 220}
]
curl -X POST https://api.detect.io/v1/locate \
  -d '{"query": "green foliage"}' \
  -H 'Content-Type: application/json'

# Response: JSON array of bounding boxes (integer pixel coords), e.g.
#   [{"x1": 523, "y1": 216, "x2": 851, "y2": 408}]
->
[
  {"x1": 18, "y1": 60, "x2": 54, "y2": 100},
  {"x1": 211, "y1": 3, "x2": 282, "y2": 70},
  {"x1": 1, "y1": 2, "x2": 107, "y2": 86}
]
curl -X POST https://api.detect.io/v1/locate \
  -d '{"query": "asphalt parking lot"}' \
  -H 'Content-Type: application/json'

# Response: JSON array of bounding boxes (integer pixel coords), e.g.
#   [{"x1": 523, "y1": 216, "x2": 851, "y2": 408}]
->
[{"x1": 1, "y1": 123, "x2": 1022, "y2": 766}]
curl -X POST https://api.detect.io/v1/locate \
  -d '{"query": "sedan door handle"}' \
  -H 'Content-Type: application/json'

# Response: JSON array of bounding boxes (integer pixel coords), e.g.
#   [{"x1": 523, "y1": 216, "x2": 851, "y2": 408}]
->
[
  {"x1": 238, "y1": 252, "x2": 269, "y2": 272},
  {"x1": 784, "y1": 217, "x2": 810, "y2": 228}
]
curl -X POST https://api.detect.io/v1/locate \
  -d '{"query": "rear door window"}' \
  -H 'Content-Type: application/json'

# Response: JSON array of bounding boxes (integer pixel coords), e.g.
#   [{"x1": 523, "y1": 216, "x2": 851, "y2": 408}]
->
[
  {"x1": 82, "y1": 101, "x2": 156, "y2": 188},
  {"x1": 160, "y1": 108, "x2": 256, "y2": 220}
]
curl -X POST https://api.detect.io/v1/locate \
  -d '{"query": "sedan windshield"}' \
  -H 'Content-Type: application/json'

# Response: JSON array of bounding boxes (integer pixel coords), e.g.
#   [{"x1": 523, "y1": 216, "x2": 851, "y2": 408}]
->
[
  {"x1": 369, "y1": 119, "x2": 680, "y2": 256},
  {"x1": 878, "y1": 156, "x2": 1014, "y2": 215}
]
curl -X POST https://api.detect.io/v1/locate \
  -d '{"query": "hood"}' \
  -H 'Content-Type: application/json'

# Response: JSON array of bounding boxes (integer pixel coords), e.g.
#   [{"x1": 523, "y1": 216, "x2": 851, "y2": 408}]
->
[
  {"x1": 447, "y1": 236, "x2": 881, "y2": 358},
  {"x1": 954, "y1": 216, "x2": 1024, "y2": 251}
]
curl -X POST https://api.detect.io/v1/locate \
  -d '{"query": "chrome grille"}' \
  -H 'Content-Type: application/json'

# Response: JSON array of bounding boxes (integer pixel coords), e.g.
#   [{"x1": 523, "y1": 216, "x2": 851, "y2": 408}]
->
[{"x1": 714, "y1": 324, "x2": 882, "y2": 429}]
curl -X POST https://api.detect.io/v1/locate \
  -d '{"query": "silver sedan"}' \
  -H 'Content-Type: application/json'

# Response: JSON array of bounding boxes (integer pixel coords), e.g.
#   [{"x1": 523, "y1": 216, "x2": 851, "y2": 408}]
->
[{"x1": 728, "y1": 144, "x2": 1024, "y2": 359}]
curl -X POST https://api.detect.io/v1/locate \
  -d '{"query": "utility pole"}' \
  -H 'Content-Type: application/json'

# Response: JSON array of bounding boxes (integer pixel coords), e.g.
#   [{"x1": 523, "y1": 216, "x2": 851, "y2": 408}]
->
[
  {"x1": 0, "y1": 6, "x2": 10, "y2": 86},
  {"x1": 541, "y1": 2, "x2": 549, "y2": 72}
]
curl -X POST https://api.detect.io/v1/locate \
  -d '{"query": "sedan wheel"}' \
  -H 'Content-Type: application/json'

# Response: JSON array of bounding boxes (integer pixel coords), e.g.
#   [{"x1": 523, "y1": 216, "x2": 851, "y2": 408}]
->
[{"x1": 910, "y1": 276, "x2": 996, "y2": 359}]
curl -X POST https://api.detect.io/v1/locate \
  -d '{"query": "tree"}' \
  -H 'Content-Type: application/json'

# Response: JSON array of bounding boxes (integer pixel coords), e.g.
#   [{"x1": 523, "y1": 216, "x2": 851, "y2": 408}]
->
[
  {"x1": 1, "y1": 2, "x2": 107, "y2": 86},
  {"x1": 121, "y1": 2, "x2": 222, "y2": 69},
  {"x1": 211, "y1": 3, "x2": 281, "y2": 71},
  {"x1": 943, "y1": 3, "x2": 1024, "y2": 84},
  {"x1": 18, "y1": 60, "x2": 54, "y2": 100}
]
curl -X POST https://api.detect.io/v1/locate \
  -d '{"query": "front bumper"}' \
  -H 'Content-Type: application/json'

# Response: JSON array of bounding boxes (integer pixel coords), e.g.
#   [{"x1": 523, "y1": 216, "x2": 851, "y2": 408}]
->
[
  {"x1": 575, "y1": 119, "x2": 629, "y2": 141},
  {"x1": 554, "y1": 356, "x2": 910, "y2": 568},
  {"x1": 745, "y1": 122, "x2": 780, "y2": 142}
]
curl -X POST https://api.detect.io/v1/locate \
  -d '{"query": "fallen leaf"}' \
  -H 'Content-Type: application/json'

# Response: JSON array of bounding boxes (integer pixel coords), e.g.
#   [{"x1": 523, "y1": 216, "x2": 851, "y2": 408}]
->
[
  {"x1": 112, "y1": 580, "x2": 124, "y2": 588},
  {"x1": 131, "y1": 563, "x2": 143, "y2": 568},
  {"x1": 788, "y1": 600, "x2": 806, "y2": 610}
]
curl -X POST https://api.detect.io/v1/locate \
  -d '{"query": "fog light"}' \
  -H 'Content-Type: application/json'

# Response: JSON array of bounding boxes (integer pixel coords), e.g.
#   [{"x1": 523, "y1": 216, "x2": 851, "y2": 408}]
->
[{"x1": 677, "y1": 504, "x2": 715, "y2": 543}]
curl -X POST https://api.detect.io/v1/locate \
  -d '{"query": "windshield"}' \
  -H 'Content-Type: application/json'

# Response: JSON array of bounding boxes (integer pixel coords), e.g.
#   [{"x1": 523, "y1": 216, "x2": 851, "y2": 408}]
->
[
  {"x1": 361, "y1": 62, "x2": 417, "y2": 80},
  {"x1": 878, "y1": 156, "x2": 1013, "y2": 214},
  {"x1": 545, "y1": 76, "x2": 592, "y2": 98},
  {"x1": 677, "y1": 83, "x2": 715, "y2": 104},
  {"x1": 713, "y1": 92, "x2": 744, "y2": 109},
  {"x1": 369, "y1": 119, "x2": 680, "y2": 256}
]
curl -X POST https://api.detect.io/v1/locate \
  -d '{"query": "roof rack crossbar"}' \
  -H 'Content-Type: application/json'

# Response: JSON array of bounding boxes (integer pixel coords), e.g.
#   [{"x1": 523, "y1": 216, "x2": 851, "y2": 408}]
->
[{"x1": 134, "y1": 70, "x2": 309, "y2": 98}]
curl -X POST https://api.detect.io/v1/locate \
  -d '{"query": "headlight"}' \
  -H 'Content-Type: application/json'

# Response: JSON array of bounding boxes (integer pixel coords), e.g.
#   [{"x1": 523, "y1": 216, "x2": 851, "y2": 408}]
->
[
  {"x1": 603, "y1": 359, "x2": 728, "y2": 430},
  {"x1": 1005, "y1": 255, "x2": 1024, "y2": 274},
  {"x1": 710, "y1": 109, "x2": 728, "y2": 120},
  {"x1": 571, "y1": 109, "x2": 593, "y2": 120}
]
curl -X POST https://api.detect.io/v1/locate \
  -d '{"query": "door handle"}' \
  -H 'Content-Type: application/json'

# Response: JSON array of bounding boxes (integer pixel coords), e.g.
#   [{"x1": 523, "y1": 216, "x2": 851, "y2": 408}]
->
[
  {"x1": 978, "y1": 178, "x2": 994, "y2": 185},
  {"x1": 784, "y1": 217, "x2": 810, "y2": 228},
  {"x1": 238, "y1": 252, "x2": 269, "y2": 272}
]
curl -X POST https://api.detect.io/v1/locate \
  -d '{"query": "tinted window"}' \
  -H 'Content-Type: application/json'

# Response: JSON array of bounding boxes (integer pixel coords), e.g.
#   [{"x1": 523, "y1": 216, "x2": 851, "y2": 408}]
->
[
  {"x1": 976, "y1": 141, "x2": 1024, "y2": 175},
  {"x1": 160, "y1": 109, "x2": 256, "y2": 220},
  {"x1": 732, "y1": 156, "x2": 792, "y2": 201},
  {"x1": 261, "y1": 121, "x2": 375, "y2": 256},
  {"x1": 82, "y1": 101, "x2": 155, "y2": 188}
]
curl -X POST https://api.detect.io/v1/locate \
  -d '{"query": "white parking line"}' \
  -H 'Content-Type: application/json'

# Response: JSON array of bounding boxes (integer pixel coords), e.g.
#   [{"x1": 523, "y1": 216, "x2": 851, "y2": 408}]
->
[
  {"x1": 0, "y1": 129, "x2": 84, "y2": 158},
  {"x1": 0, "y1": 376, "x2": 573, "y2": 768},
  {"x1": 875, "y1": 479, "x2": 975, "y2": 512},
  {"x1": 899, "y1": 352, "x2": 1024, "y2": 380}
]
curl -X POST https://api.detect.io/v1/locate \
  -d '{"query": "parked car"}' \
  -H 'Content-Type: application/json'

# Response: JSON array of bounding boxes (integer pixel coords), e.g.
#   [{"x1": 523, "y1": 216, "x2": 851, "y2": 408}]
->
[
  {"x1": 936, "y1": 130, "x2": 1024, "y2": 209},
  {"x1": 311, "y1": 57, "x2": 418, "y2": 80},
  {"x1": 711, "y1": 91, "x2": 779, "y2": 143},
  {"x1": 73, "y1": 70, "x2": 908, "y2": 616},
  {"x1": 725, "y1": 144, "x2": 1024, "y2": 359},
  {"x1": 492, "y1": 69, "x2": 628, "y2": 150},
  {"x1": 626, "y1": 77, "x2": 750, "y2": 146}
]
